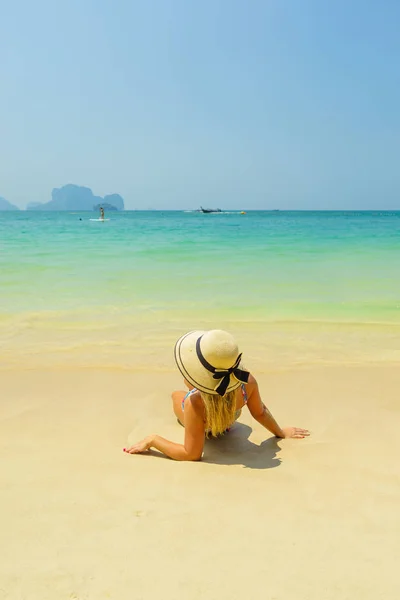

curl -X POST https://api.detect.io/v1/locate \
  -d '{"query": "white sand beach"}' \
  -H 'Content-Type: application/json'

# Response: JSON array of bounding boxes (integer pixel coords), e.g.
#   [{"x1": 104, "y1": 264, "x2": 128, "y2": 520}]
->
[{"x1": 1, "y1": 365, "x2": 399, "y2": 600}]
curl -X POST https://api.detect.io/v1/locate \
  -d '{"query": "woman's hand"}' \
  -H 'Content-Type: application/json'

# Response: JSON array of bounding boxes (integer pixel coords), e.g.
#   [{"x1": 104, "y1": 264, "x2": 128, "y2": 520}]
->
[
  {"x1": 123, "y1": 435, "x2": 154, "y2": 454},
  {"x1": 280, "y1": 427, "x2": 310, "y2": 439}
]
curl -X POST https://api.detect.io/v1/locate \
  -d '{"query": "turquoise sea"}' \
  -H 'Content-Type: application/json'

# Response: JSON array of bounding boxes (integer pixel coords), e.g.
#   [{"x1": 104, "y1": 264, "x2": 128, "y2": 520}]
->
[{"x1": 1, "y1": 211, "x2": 399, "y2": 369}]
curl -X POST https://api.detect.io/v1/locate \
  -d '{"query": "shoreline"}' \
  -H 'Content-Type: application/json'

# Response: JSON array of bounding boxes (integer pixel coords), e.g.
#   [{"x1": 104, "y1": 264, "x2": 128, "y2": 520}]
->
[
  {"x1": 1, "y1": 359, "x2": 400, "y2": 373},
  {"x1": 2, "y1": 318, "x2": 400, "y2": 371}
]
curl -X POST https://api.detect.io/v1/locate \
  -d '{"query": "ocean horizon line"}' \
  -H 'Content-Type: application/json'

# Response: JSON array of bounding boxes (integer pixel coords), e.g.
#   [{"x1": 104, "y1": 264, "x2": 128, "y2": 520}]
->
[{"x1": 3, "y1": 208, "x2": 400, "y2": 213}]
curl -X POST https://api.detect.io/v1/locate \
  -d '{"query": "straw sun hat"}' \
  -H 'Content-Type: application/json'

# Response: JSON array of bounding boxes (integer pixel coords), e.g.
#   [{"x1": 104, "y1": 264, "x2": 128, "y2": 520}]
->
[{"x1": 174, "y1": 329, "x2": 249, "y2": 396}]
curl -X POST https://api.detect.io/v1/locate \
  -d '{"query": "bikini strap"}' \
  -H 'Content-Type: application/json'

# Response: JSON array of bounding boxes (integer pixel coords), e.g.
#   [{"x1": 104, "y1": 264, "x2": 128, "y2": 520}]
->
[{"x1": 241, "y1": 383, "x2": 248, "y2": 404}]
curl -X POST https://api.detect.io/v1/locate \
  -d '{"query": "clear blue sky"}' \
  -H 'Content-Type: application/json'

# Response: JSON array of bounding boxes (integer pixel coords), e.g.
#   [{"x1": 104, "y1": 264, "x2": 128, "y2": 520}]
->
[{"x1": 1, "y1": 0, "x2": 400, "y2": 210}]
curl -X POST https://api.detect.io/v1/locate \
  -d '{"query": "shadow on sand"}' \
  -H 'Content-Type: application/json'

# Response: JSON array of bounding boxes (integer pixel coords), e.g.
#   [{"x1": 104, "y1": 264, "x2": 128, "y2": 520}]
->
[{"x1": 202, "y1": 422, "x2": 282, "y2": 470}]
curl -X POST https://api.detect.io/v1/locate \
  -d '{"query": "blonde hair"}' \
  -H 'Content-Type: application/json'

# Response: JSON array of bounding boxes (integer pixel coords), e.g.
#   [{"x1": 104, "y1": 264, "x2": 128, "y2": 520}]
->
[{"x1": 201, "y1": 389, "x2": 237, "y2": 437}]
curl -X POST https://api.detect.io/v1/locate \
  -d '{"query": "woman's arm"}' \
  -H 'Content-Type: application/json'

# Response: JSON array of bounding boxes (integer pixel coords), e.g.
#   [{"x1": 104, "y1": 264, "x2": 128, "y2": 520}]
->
[
  {"x1": 124, "y1": 397, "x2": 206, "y2": 461},
  {"x1": 246, "y1": 379, "x2": 309, "y2": 439},
  {"x1": 124, "y1": 434, "x2": 202, "y2": 461}
]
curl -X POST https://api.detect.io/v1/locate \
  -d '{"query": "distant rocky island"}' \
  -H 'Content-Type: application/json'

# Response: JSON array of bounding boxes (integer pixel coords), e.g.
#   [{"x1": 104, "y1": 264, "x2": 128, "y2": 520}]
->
[
  {"x1": 26, "y1": 185, "x2": 124, "y2": 211},
  {"x1": 0, "y1": 197, "x2": 19, "y2": 211}
]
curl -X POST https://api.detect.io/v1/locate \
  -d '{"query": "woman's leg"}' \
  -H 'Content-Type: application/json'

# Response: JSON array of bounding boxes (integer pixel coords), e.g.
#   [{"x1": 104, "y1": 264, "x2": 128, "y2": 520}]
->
[{"x1": 171, "y1": 390, "x2": 186, "y2": 426}]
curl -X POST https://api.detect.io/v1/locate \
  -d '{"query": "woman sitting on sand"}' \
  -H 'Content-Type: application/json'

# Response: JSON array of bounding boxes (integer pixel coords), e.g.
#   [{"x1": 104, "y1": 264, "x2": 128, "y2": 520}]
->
[{"x1": 124, "y1": 329, "x2": 309, "y2": 461}]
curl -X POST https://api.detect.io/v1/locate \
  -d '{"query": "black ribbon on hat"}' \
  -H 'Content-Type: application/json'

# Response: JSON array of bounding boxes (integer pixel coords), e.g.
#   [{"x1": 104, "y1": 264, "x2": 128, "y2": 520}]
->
[{"x1": 196, "y1": 337, "x2": 249, "y2": 396}]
